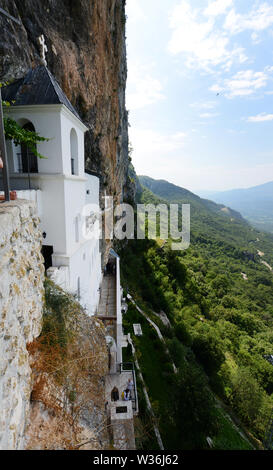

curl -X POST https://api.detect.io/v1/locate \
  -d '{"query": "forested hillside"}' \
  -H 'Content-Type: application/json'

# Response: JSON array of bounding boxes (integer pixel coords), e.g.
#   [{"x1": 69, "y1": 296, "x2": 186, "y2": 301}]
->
[
  {"x1": 139, "y1": 175, "x2": 246, "y2": 223},
  {"x1": 119, "y1": 176, "x2": 273, "y2": 450}
]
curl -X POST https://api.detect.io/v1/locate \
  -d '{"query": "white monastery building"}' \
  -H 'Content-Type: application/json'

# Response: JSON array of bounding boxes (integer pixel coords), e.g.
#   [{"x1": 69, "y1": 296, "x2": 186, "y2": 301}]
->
[{"x1": 1, "y1": 65, "x2": 102, "y2": 315}]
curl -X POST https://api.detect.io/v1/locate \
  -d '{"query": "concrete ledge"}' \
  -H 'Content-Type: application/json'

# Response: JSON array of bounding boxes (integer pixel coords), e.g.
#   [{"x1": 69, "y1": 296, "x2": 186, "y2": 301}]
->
[{"x1": 110, "y1": 400, "x2": 133, "y2": 421}]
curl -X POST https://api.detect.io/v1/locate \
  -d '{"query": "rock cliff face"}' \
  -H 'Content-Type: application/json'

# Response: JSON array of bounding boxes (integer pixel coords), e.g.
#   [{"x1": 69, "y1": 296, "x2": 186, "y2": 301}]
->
[
  {"x1": 0, "y1": 0, "x2": 132, "y2": 207},
  {"x1": 0, "y1": 200, "x2": 44, "y2": 449}
]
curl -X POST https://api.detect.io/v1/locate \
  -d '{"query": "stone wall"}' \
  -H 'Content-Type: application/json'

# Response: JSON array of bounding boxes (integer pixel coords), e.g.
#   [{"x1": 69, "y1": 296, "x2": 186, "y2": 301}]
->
[{"x1": 0, "y1": 200, "x2": 44, "y2": 449}]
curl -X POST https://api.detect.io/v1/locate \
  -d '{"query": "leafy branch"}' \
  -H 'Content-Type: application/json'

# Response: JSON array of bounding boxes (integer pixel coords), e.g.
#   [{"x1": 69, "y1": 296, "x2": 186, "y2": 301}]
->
[
  {"x1": 3, "y1": 116, "x2": 49, "y2": 159},
  {"x1": 1, "y1": 82, "x2": 49, "y2": 159}
]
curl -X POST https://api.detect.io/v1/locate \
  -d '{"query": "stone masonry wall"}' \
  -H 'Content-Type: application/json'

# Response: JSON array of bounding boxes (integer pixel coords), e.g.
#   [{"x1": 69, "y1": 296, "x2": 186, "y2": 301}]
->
[{"x1": 0, "y1": 200, "x2": 44, "y2": 449}]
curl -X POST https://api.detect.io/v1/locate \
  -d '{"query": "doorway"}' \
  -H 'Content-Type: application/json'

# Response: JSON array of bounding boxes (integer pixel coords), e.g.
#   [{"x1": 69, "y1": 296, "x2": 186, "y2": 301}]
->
[{"x1": 42, "y1": 245, "x2": 53, "y2": 271}]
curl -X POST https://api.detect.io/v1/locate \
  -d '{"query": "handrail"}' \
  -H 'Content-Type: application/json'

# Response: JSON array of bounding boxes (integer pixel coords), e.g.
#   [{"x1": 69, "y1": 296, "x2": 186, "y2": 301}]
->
[
  {"x1": 16, "y1": 153, "x2": 38, "y2": 173},
  {"x1": 120, "y1": 362, "x2": 135, "y2": 372}
]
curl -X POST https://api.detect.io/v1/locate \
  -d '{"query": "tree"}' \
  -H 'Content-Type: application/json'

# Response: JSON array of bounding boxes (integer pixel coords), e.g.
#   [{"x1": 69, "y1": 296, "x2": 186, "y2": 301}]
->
[
  {"x1": 230, "y1": 367, "x2": 263, "y2": 427},
  {"x1": 172, "y1": 365, "x2": 219, "y2": 449},
  {"x1": 192, "y1": 330, "x2": 225, "y2": 375}
]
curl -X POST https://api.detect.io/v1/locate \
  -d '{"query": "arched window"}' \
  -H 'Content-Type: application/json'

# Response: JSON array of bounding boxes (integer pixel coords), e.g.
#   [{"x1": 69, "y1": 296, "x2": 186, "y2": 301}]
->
[
  {"x1": 19, "y1": 122, "x2": 38, "y2": 174},
  {"x1": 70, "y1": 128, "x2": 78, "y2": 175}
]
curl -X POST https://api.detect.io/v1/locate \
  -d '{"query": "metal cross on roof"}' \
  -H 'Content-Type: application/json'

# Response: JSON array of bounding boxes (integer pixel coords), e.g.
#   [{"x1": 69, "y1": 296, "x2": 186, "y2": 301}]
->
[{"x1": 38, "y1": 35, "x2": 48, "y2": 67}]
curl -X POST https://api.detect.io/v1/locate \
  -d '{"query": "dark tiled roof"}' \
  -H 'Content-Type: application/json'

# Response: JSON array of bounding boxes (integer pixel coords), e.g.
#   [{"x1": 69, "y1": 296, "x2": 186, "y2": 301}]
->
[{"x1": 2, "y1": 66, "x2": 82, "y2": 122}]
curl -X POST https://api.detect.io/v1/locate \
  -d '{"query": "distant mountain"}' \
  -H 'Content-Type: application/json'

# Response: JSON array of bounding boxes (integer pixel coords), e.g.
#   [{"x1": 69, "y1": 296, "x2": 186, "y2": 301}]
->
[
  {"x1": 198, "y1": 181, "x2": 273, "y2": 233},
  {"x1": 138, "y1": 175, "x2": 245, "y2": 222}
]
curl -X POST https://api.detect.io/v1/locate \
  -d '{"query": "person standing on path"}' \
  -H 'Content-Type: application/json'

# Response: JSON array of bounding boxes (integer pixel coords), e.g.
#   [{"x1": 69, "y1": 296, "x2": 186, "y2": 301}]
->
[{"x1": 127, "y1": 378, "x2": 134, "y2": 398}]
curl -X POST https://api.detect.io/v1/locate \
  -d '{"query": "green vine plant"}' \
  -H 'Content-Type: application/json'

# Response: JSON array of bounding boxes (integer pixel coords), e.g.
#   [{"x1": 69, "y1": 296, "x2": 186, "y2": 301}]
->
[
  {"x1": 1, "y1": 83, "x2": 49, "y2": 159},
  {"x1": 4, "y1": 115, "x2": 49, "y2": 159}
]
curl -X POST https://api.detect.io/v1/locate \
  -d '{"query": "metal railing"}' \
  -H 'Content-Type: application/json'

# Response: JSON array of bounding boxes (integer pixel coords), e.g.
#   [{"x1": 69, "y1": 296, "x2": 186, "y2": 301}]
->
[
  {"x1": 119, "y1": 362, "x2": 135, "y2": 372},
  {"x1": 17, "y1": 152, "x2": 38, "y2": 174},
  {"x1": 16, "y1": 152, "x2": 38, "y2": 189}
]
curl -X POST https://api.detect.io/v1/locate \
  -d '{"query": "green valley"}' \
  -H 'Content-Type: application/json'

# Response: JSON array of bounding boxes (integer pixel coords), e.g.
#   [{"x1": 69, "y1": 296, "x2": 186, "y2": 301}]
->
[{"x1": 119, "y1": 176, "x2": 273, "y2": 450}]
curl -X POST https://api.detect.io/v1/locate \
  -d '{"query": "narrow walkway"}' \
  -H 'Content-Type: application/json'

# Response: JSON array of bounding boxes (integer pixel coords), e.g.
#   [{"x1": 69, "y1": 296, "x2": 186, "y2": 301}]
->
[
  {"x1": 111, "y1": 418, "x2": 136, "y2": 450},
  {"x1": 105, "y1": 371, "x2": 136, "y2": 450},
  {"x1": 98, "y1": 269, "x2": 137, "y2": 450},
  {"x1": 105, "y1": 371, "x2": 136, "y2": 409},
  {"x1": 98, "y1": 274, "x2": 116, "y2": 317}
]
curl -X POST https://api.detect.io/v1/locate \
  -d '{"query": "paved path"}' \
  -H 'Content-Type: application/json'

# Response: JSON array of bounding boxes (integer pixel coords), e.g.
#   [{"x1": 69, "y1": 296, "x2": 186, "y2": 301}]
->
[
  {"x1": 105, "y1": 371, "x2": 136, "y2": 405},
  {"x1": 261, "y1": 260, "x2": 273, "y2": 272},
  {"x1": 111, "y1": 418, "x2": 136, "y2": 450},
  {"x1": 98, "y1": 275, "x2": 116, "y2": 317},
  {"x1": 105, "y1": 368, "x2": 136, "y2": 450},
  {"x1": 100, "y1": 277, "x2": 136, "y2": 450},
  {"x1": 257, "y1": 250, "x2": 273, "y2": 272}
]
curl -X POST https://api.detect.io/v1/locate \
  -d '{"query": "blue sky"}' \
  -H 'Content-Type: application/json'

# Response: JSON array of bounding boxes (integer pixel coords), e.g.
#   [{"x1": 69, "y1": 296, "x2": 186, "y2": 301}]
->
[{"x1": 126, "y1": 0, "x2": 273, "y2": 192}]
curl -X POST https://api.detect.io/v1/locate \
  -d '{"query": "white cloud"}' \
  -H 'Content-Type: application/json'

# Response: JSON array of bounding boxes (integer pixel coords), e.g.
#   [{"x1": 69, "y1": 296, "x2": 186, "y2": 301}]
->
[
  {"x1": 224, "y1": 3, "x2": 273, "y2": 35},
  {"x1": 168, "y1": 1, "x2": 273, "y2": 72},
  {"x1": 210, "y1": 68, "x2": 272, "y2": 98},
  {"x1": 210, "y1": 84, "x2": 225, "y2": 94},
  {"x1": 127, "y1": 62, "x2": 165, "y2": 110},
  {"x1": 129, "y1": 127, "x2": 188, "y2": 176},
  {"x1": 204, "y1": 0, "x2": 233, "y2": 18},
  {"x1": 247, "y1": 113, "x2": 273, "y2": 123},
  {"x1": 226, "y1": 70, "x2": 268, "y2": 96},
  {"x1": 190, "y1": 101, "x2": 218, "y2": 109},
  {"x1": 130, "y1": 127, "x2": 187, "y2": 155},
  {"x1": 200, "y1": 112, "x2": 220, "y2": 118},
  {"x1": 126, "y1": 0, "x2": 147, "y2": 24},
  {"x1": 265, "y1": 65, "x2": 273, "y2": 73},
  {"x1": 251, "y1": 32, "x2": 261, "y2": 44},
  {"x1": 168, "y1": 1, "x2": 247, "y2": 71}
]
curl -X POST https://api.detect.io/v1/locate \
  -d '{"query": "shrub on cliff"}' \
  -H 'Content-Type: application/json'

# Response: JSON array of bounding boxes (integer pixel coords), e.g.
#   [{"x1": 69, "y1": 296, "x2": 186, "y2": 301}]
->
[{"x1": 26, "y1": 279, "x2": 108, "y2": 450}]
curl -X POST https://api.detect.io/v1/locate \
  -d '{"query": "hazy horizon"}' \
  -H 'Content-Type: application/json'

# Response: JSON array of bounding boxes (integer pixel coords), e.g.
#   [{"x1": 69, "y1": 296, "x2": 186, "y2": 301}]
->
[{"x1": 137, "y1": 173, "x2": 273, "y2": 195}]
